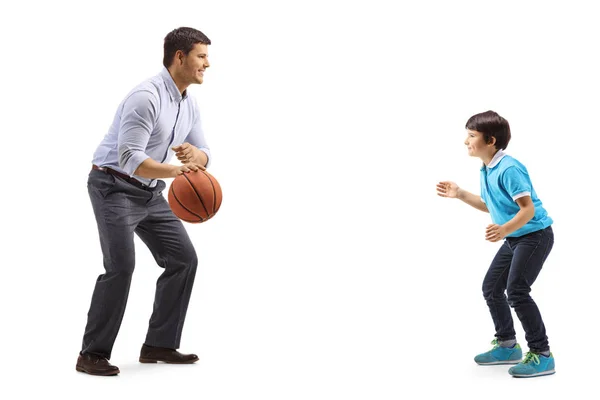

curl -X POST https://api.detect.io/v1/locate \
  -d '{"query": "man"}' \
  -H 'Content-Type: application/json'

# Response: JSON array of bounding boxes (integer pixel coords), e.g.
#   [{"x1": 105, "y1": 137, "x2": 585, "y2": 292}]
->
[{"x1": 76, "y1": 27, "x2": 212, "y2": 376}]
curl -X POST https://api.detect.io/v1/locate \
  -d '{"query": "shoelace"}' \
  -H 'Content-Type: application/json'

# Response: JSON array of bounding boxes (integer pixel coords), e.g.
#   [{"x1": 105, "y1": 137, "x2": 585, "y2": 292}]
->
[
  {"x1": 88, "y1": 354, "x2": 107, "y2": 365},
  {"x1": 521, "y1": 352, "x2": 540, "y2": 365},
  {"x1": 490, "y1": 339, "x2": 500, "y2": 349}
]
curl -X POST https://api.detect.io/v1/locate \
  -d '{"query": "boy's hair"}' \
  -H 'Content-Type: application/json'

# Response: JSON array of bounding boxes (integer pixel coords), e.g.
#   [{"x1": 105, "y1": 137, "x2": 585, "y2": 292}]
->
[
  {"x1": 465, "y1": 111, "x2": 511, "y2": 150},
  {"x1": 163, "y1": 27, "x2": 211, "y2": 68}
]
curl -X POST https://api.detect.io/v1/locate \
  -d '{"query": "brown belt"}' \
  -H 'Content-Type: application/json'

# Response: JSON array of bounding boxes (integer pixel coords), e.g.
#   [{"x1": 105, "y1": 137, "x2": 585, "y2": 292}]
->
[{"x1": 92, "y1": 164, "x2": 148, "y2": 189}]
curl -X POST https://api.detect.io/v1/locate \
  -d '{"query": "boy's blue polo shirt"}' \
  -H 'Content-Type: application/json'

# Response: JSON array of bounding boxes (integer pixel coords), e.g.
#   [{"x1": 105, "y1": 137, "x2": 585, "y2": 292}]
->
[{"x1": 480, "y1": 150, "x2": 553, "y2": 237}]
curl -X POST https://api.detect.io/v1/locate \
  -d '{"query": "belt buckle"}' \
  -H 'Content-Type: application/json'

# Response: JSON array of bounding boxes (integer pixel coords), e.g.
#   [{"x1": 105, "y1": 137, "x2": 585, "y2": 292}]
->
[{"x1": 128, "y1": 175, "x2": 146, "y2": 189}]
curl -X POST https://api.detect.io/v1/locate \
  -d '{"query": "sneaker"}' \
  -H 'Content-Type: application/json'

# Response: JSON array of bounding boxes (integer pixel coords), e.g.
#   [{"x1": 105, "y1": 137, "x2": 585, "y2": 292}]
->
[
  {"x1": 508, "y1": 352, "x2": 555, "y2": 378},
  {"x1": 474, "y1": 339, "x2": 523, "y2": 365}
]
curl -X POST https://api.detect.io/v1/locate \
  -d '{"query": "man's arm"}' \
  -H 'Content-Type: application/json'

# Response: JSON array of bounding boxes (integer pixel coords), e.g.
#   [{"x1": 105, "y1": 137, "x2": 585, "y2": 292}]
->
[
  {"x1": 134, "y1": 158, "x2": 178, "y2": 178},
  {"x1": 173, "y1": 99, "x2": 211, "y2": 167},
  {"x1": 117, "y1": 90, "x2": 156, "y2": 176},
  {"x1": 117, "y1": 91, "x2": 204, "y2": 179}
]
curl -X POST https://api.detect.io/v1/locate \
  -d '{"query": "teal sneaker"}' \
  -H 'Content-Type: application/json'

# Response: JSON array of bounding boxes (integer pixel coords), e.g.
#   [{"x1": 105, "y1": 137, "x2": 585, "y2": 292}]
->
[
  {"x1": 474, "y1": 339, "x2": 523, "y2": 365},
  {"x1": 508, "y1": 352, "x2": 555, "y2": 378}
]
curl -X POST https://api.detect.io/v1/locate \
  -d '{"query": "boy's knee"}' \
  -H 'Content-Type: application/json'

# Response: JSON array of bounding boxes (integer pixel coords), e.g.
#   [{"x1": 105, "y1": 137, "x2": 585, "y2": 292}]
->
[
  {"x1": 482, "y1": 281, "x2": 499, "y2": 300},
  {"x1": 506, "y1": 288, "x2": 530, "y2": 307}
]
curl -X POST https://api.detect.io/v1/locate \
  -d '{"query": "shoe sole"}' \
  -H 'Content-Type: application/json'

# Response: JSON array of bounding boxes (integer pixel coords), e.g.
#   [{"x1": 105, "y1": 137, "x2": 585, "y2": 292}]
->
[
  {"x1": 139, "y1": 357, "x2": 199, "y2": 364},
  {"x1": 475, "y1": 360, "x2": 522, "y2": 365},
  {"x1": 510, "y1": 369, "x2": 555, "y2": 378},
  {"x1": 76, "y1": 365, "x2": 120, "y2": 376}
]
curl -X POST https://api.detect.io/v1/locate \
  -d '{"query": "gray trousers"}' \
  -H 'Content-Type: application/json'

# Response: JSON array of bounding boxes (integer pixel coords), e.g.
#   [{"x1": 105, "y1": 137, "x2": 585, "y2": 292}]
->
[{"x1": 82, "y1": 169, "x2": 198, "y2": 359}]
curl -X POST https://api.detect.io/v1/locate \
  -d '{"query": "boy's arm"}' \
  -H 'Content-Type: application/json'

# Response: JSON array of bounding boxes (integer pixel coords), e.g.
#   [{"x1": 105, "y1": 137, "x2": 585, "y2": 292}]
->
[
  {"x1": 486, "y1": 166, "x2": 536, "y2": 241},
  {"x1": 502, "y1": 196, "x2": 535, "y2": 234},
  {"x1": 485, "y1": 196, "x2": 535, "y2": 242},
  {"x1": 457, "y1": 188, "x2": 489, "y2": 213},
  {"x1": 437, "y1": 181, "x2": 489, "y2": 212}
]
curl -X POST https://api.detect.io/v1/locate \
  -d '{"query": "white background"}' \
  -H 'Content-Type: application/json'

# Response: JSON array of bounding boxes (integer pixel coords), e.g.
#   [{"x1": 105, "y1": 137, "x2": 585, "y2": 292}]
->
[{"x1": 1, "y1": 0, "x2": 598, "y2": 398}]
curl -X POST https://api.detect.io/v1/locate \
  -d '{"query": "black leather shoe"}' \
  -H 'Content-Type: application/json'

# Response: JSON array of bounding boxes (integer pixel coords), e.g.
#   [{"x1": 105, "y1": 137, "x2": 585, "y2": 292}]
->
[
  {"x1": 76, "y1": 353, "x2": 120, "y2": 376},
  {"x1": 139, "y1": 344, "x2": 199, "y2": 364}
]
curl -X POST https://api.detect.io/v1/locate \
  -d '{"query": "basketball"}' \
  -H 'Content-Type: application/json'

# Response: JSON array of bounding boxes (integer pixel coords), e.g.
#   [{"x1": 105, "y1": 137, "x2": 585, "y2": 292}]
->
[{"x1": 168, "y1": 170, "x2": 222, "y2": 223}]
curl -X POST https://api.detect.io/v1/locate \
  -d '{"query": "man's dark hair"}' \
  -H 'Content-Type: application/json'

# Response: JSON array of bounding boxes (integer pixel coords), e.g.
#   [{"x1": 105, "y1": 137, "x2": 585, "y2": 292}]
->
[
  {"x1": 465, "y1": 110, "x2": 511, "y2": 150},
  {"x1": 163, "y1": 27, "x2": 211, "y2": 68}
]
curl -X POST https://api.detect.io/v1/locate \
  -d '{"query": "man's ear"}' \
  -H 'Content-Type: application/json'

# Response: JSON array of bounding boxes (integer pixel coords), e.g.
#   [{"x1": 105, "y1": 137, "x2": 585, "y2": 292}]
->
[{"x1": 175, "y1": 50, "x2": 185, "y2": 65}]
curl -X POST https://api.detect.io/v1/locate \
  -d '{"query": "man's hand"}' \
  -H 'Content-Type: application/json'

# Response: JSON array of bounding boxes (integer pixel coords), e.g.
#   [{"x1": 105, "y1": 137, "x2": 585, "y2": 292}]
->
[
  {"x1": 172, "y1": 163, "x2": 206, "y2": 177},
  {"x1": 485, "y1": 224, "x2": 507, "y2": 242},
  {"x1": 172, "y1": 143, "x2": 207, "y2": 166}
]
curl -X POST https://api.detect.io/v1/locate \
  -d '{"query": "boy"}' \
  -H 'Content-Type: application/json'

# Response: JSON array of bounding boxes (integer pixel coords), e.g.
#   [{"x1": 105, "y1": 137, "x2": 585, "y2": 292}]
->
[{"x1": 436, "y1": 111, "x2": 555, "y2": 378}]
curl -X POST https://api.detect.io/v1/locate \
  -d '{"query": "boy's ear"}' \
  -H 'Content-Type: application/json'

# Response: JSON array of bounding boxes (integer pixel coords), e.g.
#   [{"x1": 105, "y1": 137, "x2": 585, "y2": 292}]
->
[{"x1": 487, "y1": 136, "x2": 497, "y2": 147}]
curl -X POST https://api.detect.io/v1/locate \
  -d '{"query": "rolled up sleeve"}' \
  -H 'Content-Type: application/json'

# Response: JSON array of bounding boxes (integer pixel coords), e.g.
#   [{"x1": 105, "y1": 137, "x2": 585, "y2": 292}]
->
[
  {"x1": 185, "y1": 100, "x2": 211, "y2": 168},
  {"x1": 118, "y1": 90, "x2": 158, "y2": 175}
]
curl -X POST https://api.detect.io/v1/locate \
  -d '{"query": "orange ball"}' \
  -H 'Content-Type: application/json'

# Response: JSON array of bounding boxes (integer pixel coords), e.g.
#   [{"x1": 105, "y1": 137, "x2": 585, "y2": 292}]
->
[{"x1": 168, "y1": 170, "x2": 222, "y2": 223}]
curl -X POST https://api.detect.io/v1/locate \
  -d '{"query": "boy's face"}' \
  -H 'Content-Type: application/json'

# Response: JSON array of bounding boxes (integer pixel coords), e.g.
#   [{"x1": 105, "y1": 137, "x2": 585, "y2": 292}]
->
[{"x1": 464, "y1": 129, "x2": 495, "y2": 158}]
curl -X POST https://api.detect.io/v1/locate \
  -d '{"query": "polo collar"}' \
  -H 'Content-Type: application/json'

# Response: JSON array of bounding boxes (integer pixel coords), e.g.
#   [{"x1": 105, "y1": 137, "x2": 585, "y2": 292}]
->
[
  {"x1": 480, "y1": 150, "x2": 507, "y2": 171},
  {"x1": 485, "y1": 149, "x2": 507, "y2": 170}
]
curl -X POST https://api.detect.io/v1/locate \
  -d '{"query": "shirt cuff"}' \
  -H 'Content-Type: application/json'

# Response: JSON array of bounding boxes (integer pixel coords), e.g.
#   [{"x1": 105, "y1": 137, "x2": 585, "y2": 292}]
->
[
  {"x1": 121, "y1": 152, "x2": 150, "y2": 176},
  {"x1": 199, "y1": 148, "x2": 211, "y2": 168},
  {"x1": 512, "y1": 191, "x2": 531, "y2": 201}
]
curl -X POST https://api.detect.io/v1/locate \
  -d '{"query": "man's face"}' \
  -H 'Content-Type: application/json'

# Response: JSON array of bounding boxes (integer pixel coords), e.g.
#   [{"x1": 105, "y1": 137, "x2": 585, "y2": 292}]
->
[{"x1": 179, "y1": 43, "x2": 210, "y2": 85}]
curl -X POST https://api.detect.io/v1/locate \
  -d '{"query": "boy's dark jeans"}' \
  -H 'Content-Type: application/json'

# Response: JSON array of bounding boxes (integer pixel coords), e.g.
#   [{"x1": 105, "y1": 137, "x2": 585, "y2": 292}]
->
[{"x1": 482, "y1": 226, "x2": 554, "y2": 353}]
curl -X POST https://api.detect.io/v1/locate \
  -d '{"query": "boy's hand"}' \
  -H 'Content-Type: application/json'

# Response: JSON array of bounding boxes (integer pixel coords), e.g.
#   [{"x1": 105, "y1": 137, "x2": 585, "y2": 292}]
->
[
  {"x1": 436, "y1": 181, "x2": 460, "y2": 198},
  {"x1": 485, "y1": 224, "x2": 506, "y2": 242}
]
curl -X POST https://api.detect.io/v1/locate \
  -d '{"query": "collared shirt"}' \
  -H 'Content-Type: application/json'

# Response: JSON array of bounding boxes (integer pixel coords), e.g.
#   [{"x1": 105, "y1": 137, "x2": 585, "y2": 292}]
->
[
  {"x1": 480, "y1": 150, "x2": 553, "y2": 237},
  {"x1": 92, "y1": 67, "x2": 211, "y2": 187}
]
